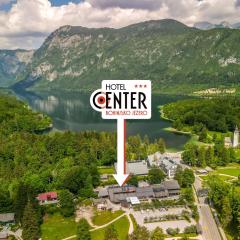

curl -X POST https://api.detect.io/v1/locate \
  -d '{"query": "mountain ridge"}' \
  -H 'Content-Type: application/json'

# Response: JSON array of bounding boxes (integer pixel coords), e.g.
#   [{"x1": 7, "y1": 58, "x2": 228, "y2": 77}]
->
[{"x1": 0, "y1": 18, "x2": 239, "y2": 94}]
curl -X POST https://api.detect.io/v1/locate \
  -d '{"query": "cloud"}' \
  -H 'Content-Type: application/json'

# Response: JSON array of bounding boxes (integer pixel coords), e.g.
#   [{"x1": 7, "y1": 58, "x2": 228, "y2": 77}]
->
[
  {"x1": 87, "y1": 0, "x2": 164, "y2": 11},
  {"x1": 0, "y1": 0, "x2": 239, "y2": 50},
  {"x1": 235, "y1": 0, "x2": 240, "y2": 6}
]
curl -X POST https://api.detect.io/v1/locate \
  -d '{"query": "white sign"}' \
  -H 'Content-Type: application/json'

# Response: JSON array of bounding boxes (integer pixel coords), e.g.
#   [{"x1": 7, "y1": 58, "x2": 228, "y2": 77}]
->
[{"x1": 90, "y1": 80, "x2": 152, "y2": 186}]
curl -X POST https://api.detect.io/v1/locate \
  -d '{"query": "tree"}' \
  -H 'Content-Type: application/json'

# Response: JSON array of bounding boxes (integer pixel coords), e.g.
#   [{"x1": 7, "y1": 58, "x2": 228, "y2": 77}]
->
[
  {"x1": 181, "y1": 169, "x2": 195, "y2": 187},
  {"x1": 221, "y1": 196, "x2": 232, "y2": 227},
  {"x1": 59, "y1": 190, "x2": 75, "y2": 217},
  {"x1": 174, "y1": 166, "x2": 183, "y2": 186},
  {"x1": 22, "y1": 201, "x2": 40, "y2": 240},
  {"x1": 14, "y1": 182, "x2": 28, "y2": 223},
  {"x1": 76, "y1": 218, "x2": 91, "y2": 240},
  {"x1": 182, "y1": 146, "x2": 197, "y2": 166},
  {"x1": 128, "y1": 175, "x2": 138, "y2": 187},
  {"x1": 129, "y1": 226, "x2": 150, "y2": 240},
  {"x1": 0, "y1": 187, "x2": 12, "y2": 213},
  {"x1": 197, "y1": 147, "x2": 206, "y2": 167},
  {"x1": 79, "y1": 175, "x2": 94, "y2": 198},
  {"x1": 104, "y1": 225, "x2": 118, "y2": 240},
  {"x1": 199, "y1": 127, "x2": 208, "y2": 142},
  {"x1": 157, "y1": 139, "x2": 166, "y2": 154},
  {"x1": 148, "y1": 167, "x2": 165, "y2": 184},
  {"x1": 205, "y1": 147, "x2": 214, "y2": 166},
  {"x1": 150, "y1": 227, "x2": 164, "y2": 240}
]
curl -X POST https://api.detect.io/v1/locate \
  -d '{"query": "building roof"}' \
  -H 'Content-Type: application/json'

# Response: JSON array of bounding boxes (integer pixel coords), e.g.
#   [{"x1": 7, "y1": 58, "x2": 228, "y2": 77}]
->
[
  {"x1": 0, "y1": 213, "x2": 15, "y2": 223},
  {"x1": 126, "y1": 197, "x2": 140, "y2": 205},
  {"x1": 37, "y1": 192, "x2": 58, "y2": 201},
  {"x1": 98, "y1": 188, "x2": 109, "y2": 198},
  {"x1": 0, "y1": 231, "x2": 8, "y2": 239},
  {"x1": 106, "y1": 180, "x2": 180, "y2": 203},
  {"x1": 163, "y1": 180, "x2": 180, "y2": 190},
  {"x1": 114, "y1": 160, "x2": 149, "y2": 176}
]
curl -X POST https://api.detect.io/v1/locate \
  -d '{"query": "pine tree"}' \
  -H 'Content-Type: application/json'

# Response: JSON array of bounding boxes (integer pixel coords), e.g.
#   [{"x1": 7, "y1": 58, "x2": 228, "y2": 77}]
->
[
  {"x1": 22, "y1": 201, "x2": 40, "y2": 240},
  {"x1": 76, "y1": 218, "x2": 91, "y2": 240},
  {"x1": 205, "y1": 147, "x2": 214, "y2": 166},
  {"x1": 59, "y1": 189, "x2": 75, "y2": 217},
  {"x1": 150, "y1": 227, "x2": 164, "y2": 240},
  {"x1": 129, "y1": 226, "x2": 150, "y2": 240},
  {"x1": 14, "y1": 182, "x2": 28, "y2": 223},
  {"x1": 104, "y1": 225, "x2": 118, "y2": 240},
  {"x1": 198, "y1": 147, "x2": 206, "y2": 167},
  {"x1": 221, "y1": 196, "x2": 232, "y2": 227},
  {"x1": 158, "y1": 138, "x2": 166, "y2": 154}
]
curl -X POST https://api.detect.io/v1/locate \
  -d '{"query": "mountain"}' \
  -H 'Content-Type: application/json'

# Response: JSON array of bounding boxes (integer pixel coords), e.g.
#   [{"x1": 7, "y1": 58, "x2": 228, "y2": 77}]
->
[
  {"x1": 13, "y1": 19, "x2": 240, "y2": 93},
  {"x1": 193, "y1": 22, "x2": 215, "y2": 30},
  {"x1": 194, "y1": 21, "x2": 240, "y2": 30},
  {"x1": 0, "y1": 49, "x2": 34, "y2": 87}
]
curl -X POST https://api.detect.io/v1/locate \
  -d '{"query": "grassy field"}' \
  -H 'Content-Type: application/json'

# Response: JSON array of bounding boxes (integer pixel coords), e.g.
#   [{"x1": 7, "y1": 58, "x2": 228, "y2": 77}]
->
[
  {"x1": 200, "y1": 175, "x2": 235, "y2": 182},
  {"x1": 91, "y1": 216, "x2": 129, "y2": 240},
  {"x1": 216, "y1": 168, "x2": 240, "y2": 177},
  {"x1": 41, "y1": 213, "x2": 77, "y2": 240},
  {"x1": 98, "y1": 167, "x2": 115, "y2": 174},
  {"x1": 92, "y1": 210, "x2": 124, "y2": 226}
]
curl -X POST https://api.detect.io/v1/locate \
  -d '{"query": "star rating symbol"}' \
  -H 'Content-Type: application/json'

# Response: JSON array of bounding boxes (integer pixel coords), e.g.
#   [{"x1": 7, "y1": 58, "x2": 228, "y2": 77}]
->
[{"x1": 134, "y1": 84, "x2": 148, "y2": 88}]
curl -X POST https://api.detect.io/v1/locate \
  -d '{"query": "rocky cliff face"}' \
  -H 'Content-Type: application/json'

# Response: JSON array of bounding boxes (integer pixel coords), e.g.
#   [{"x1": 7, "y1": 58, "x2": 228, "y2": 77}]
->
[
  {"x1": 0, "y1": 49, "x2": 34, "y2": 87},
  {"x1": 8, "y1": 19, "x2": 240, "y2": 93}
]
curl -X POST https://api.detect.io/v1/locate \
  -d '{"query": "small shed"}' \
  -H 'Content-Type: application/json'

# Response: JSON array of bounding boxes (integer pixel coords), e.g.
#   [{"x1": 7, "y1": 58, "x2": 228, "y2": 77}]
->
[
  {"x1": 0, "y1": 213, "x2": 15, "y2": 225},
  {"x1": 93, "y1": 198, "x2": 108, "y2": 210},
  {"x1": 126, "y1": 197, "x2": 140, "y2": 205},
  {"x1": 0, "y1": 231, "x2": 8, "y2": 240}
]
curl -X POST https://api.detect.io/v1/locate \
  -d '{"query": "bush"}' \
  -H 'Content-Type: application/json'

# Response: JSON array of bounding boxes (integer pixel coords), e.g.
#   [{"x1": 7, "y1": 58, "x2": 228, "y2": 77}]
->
[
  {"x1": 166, "y1": 227, "x2": 180, "y2": 236},
  {"x1": 184, "y1": 225, "x2": 197, "y2": 234}
]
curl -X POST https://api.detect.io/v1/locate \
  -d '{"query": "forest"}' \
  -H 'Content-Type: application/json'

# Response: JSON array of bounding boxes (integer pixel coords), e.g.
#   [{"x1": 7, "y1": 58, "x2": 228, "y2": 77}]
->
[
  {"x1": 207, "y1": 175, "x2": 240, "y2": 238},
  {"x1": 162, "y1": 97, "x2": 240, "y2": 133},
  {"x1": 0, "y1": 94, "x2": 166, "y2": 239}
]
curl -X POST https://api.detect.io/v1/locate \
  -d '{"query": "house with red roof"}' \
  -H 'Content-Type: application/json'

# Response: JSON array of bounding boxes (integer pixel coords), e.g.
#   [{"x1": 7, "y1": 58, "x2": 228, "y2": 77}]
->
[{"x1": 37, "y1": 192, "x2": 58, "y2": 205}]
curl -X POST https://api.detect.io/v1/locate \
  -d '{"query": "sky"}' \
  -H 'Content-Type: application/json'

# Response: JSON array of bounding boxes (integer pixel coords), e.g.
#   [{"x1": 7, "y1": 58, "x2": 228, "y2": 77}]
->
[{"x1": 0, "y1": 0, "x2": 240, "y2": 50}]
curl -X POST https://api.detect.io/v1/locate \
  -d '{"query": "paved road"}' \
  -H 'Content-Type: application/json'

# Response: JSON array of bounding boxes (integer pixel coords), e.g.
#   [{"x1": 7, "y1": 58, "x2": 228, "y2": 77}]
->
[
  {"x1": 199, "y1": 205, "x2": 221, "y2": 240},
  {"x1": 194, "y1": 176, "x2": 222, "y2": 240}
]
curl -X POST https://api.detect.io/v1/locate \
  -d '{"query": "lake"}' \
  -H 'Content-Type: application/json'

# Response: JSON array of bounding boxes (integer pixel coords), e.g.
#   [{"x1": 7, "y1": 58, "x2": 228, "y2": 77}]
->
[{"x1": 14, "y1": 90, "x2": 190, "y2": 151}]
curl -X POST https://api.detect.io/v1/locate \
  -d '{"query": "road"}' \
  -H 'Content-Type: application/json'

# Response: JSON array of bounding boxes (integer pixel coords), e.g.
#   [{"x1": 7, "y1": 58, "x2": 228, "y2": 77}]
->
[
  {"x1": 199, "y1": 204, "x2": 222, "y2": 240},
  {"x1": 194, "y1": 176, "x2": 222, "y2": 240}
]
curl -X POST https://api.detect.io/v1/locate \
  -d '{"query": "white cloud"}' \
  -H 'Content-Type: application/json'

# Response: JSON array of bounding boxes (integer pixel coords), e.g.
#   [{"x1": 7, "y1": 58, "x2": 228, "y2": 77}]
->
[{"x1": 0, "y1": 0, "x2": 239, "y2": 50}]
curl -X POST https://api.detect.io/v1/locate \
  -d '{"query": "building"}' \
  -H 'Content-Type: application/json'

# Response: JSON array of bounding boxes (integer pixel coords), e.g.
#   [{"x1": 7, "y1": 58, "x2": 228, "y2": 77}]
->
[
  {"x1": 37, "y1": 192, "x2": 58, "y2": 205},
  {"x1": 114, "y1": 160, "x2": 149, "y2": 176},
  {"x1": 0, "y1": 231, "x2": 8, "y2": 240},
  {"x1": 0, "y1": 213, "x2": 15, "y2": 225},
  {"x1": 224, "y1": 126, "x2": 240, "y2": 148},
  {"x1": 148, "y1": 152, "x2": 180, "y2": 178},
  {"x1": 106, "y1": 180, "x2": 180, "y2": 205},
  {"x1": 92, "y1": 199, "x2": 109, "y2": 211}
]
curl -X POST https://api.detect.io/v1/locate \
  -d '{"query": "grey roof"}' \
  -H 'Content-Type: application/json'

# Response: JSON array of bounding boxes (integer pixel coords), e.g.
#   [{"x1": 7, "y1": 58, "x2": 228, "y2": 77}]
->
[
  {"x1": 0, "y1": 231, "x2": 8, "y2": 239},
  {"x1": 136, "y1": 186, "x2": 155, "y2": 198},
  {"x1": 0, "y1": 213, "x2": 15, "y2": 223},
  {"x1": 106, "y1": 180, "x2": 180, "y2": 203},
  {"x1": 163, "y1": 180, "x2": 180, "y2": 190},
  {"x1": 98, "y1": 188, "x2": 109, "y2": 198},
  {"x1": 114, "y1": 160, "x2": 149, "y2": 175}
]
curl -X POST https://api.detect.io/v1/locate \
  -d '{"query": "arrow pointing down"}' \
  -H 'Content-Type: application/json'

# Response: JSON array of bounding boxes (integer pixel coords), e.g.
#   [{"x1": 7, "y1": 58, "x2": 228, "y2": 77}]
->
[{"x1": 113, "y1": 119, "x2": 129, "y2": 186}]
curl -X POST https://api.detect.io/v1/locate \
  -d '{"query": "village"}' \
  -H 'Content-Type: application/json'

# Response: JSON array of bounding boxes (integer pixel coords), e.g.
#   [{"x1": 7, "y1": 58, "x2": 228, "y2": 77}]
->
[
  {"x1": 0, "y1": 150, "x2": 206, "y2": 240},
  {"x1": 1, "y1": 144, "x2": 233, "y2": 240}
]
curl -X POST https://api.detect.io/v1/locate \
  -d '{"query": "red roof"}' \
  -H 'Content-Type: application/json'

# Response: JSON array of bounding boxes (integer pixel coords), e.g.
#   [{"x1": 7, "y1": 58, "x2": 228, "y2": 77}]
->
[{"x1": 37, "y1": 192, "x2": 57, "y2": 201}]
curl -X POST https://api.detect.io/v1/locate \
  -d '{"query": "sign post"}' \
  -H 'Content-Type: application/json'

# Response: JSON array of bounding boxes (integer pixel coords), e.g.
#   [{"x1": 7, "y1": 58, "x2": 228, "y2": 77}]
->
[{"x1": 90, "y1": 80, "x2": 152, "y2": 186}]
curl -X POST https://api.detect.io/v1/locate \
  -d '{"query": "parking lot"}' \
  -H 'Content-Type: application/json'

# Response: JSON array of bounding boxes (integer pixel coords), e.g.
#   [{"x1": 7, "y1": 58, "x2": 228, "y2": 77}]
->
[{"x1": 132, "y1": 207, "x2": 196, "y2": 233}]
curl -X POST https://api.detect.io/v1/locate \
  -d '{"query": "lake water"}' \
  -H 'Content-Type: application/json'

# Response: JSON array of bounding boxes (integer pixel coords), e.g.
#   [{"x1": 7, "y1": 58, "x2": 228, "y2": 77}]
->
[{"x1": 14, "y1": 90, "x2": 190, "y2": 151}]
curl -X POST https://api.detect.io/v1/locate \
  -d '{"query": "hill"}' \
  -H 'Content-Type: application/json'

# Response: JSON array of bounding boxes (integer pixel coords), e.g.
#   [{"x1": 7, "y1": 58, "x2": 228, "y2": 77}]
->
[
  {"x1": 9, "y1": 19, "x2": 240, "y2": 94},
  {"x1": 0, "y1": 49, "x2": 33, "y2": 87}
]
